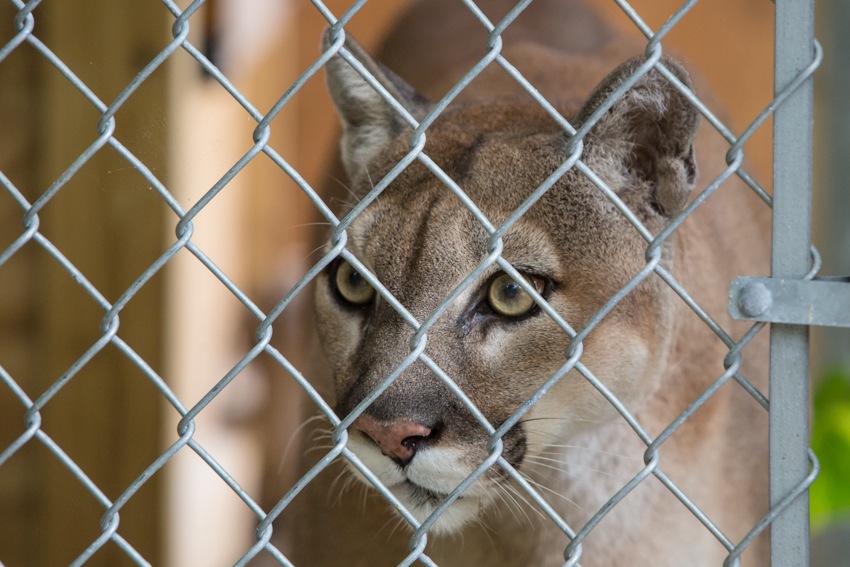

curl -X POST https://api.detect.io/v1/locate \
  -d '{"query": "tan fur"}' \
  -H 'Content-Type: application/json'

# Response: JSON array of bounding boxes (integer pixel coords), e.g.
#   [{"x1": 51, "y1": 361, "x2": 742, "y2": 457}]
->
[{"x1": 278, "y1": 1, "x2": 771, "y2": 565}]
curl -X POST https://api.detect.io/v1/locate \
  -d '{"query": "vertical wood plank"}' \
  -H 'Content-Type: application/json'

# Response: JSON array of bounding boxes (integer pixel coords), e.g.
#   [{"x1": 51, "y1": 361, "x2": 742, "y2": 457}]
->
[
  {"x1": 28, "y1": 1, "x2": 169, "y2": 564},
  {"x1": 0, "y1": 4, "x2": 41, "y2": 566}
]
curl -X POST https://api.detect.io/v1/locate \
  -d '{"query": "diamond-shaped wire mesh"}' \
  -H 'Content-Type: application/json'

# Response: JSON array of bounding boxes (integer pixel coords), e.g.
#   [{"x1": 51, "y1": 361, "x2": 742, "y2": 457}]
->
[{"x1": 0, "y1": 0, "x2": 821, "y2": 565}]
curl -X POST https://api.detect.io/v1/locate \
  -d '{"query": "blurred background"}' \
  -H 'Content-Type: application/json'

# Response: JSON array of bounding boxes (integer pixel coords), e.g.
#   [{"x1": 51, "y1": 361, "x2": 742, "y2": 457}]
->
[{"x1": 0, "y1": 0, "x2": 846, "y2": 565}]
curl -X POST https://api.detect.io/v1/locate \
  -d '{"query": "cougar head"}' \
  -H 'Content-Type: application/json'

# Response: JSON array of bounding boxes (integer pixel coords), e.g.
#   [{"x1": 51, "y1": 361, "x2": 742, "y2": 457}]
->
[{"x1": 315, "y1": 31, "x2": 699, "y2": 534}]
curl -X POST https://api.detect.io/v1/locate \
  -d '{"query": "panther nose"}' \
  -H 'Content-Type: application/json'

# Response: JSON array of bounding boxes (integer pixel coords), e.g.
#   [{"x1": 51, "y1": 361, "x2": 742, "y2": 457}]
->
[{"x1": 352, "y1": 415, "x2": 434, "y2": 466}]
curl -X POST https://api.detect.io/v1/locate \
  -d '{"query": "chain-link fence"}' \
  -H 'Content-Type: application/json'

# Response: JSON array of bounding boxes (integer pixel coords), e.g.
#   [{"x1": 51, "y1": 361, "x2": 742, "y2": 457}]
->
[{"x1": 0, "y1": 0, "x2": 822, "y2": 565}]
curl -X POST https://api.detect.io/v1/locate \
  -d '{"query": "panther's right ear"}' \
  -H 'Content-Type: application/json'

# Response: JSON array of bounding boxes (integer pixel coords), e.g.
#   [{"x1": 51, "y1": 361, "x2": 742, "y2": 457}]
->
[
  {"x1": 575, "y1": 57, "x2": 700, "y2": 218},
  {"x1": 324, "y1": 30, "x2": 432, "y2": 181}
]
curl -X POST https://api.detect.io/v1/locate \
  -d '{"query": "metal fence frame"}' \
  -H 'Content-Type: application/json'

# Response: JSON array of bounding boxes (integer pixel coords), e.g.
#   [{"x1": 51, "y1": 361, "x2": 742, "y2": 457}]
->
[
  {"x1": 769, "y1": 3, "x2": 816, "y2": 566},
  {"x1": 0, "y1": 0, "x2": 821, "y2": 565}
]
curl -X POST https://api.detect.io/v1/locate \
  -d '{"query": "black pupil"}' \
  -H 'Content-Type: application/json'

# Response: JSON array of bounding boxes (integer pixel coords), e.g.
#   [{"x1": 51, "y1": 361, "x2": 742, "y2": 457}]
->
[
  {"x1": 348, "y1": 269, "x2": 363, "y2": 288},
  {"x1": 503, "y1": 282, "x2": 520, "y2": 300}
]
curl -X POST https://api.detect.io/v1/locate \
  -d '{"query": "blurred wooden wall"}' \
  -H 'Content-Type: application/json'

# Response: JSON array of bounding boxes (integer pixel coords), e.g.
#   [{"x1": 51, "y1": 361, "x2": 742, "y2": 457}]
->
[
  {"x1": 0, "y1": 1, "x2": 168, "y2": 566},
  {"x1": 0, "y1": 5, "x2": 42, "y2": 564}
]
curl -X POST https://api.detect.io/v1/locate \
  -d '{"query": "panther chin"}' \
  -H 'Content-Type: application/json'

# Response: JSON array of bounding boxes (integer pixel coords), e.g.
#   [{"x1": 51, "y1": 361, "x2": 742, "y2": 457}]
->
[
  {"x1": 386, "y1": 479, "x2": 484, "y2": 535},
  {"x1": 346, "y1": 439, "x2": 494, "y2": 535}
]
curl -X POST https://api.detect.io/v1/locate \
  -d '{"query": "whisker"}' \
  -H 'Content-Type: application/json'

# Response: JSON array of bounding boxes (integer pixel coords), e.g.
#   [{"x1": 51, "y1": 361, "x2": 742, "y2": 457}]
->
[
  {"x1": 375, "y1": 503, "x2": 409, "y2": 541},
  {"x1": 517, "y1": 471, "x2": 587, "y2": 514},
  {"x1": 391, "y1": 515, "x2": 410, "y2": 541},
  {"x1": 522, "y1": 427, "x2": 636, "y2": 460},
  {"x1": 525, "y1": 441, "x2": 634, "y2": 460},
  {"x1": 492, "y1": 482, "x2": 528, "y2": 527},
  {"x1": 468, "y1": 510, "x2": 497, "y2": 552},
  {"x1": 310, "y1": 430, "x2": 334, "y2": 442},
  {"x1": 304, "y1": 444, "x2": 338, "y2": 456},
  {"x1": 503, "y1": 481, "x2": 546, "y2": 524},
  {"x1": 279, "y1": 413, "x2": 331, "y2": 473},
  {"x1": 499, "y1": 487, "x2": 530, "y2": 527},
  {"x1": 326, "y1": 173, "x2": 362, "y2": 205},
  {"x1": 285, "y1": 220, "x2": 333, "y2": 232},
  {"x1": 328, "y1": 193, "x2": 362, "y2": 211},
  {"x1": 300, "y1": 242, "x2": 333, "y2": 264},
  {"x1": 519, "y1": 415, "x2": 618, "y2": 426},
  {"x1": 329, "y1": 467, "x2": 359, "y2": 506},
  {"x1": 523, "y1": 455, "x2": 627, "y2": 482},
  {"x1": 361, "y1": 157, "x2": 376, "y2": 193},
  {"x1": 360, "y1": 478, "x2": 372, "y2": 511}
]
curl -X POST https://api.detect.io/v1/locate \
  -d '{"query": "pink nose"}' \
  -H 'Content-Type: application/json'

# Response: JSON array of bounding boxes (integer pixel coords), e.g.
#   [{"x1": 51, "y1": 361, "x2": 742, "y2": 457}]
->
[{"x1": 352, "y1": 415, "x2": 433, "y2": 465}]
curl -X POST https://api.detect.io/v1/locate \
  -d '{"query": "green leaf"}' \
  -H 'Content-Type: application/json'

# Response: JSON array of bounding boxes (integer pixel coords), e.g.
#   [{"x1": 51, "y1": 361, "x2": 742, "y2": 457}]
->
[{"x1": 811, "y1": 367, "x2": 850, "y2": 531}]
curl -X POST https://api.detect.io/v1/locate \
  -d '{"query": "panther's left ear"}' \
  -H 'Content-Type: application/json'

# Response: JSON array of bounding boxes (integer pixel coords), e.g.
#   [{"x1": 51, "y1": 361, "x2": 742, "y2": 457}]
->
[
  {"x1": 575, "y1": 57, "x2": 700, "y2": 217},
  {"x1": 324, "y1": 30, "x2": 432, "y2": 181}
]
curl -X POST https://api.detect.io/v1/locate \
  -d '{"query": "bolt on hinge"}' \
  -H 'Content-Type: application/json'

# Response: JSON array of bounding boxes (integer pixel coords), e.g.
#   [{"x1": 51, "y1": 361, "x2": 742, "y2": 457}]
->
[{"x1": 729, "y1": 276, "x2": 850, "y2": 327}]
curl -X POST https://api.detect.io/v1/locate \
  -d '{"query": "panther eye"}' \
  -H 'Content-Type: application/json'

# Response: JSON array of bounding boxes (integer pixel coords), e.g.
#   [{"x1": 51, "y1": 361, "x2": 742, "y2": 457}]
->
[
  {"x1": 334, "y1": 260, "x2": 376, "y2": 305},
  {"x1": 487, "y1": 272, "x2": 540, "y2": 317}
]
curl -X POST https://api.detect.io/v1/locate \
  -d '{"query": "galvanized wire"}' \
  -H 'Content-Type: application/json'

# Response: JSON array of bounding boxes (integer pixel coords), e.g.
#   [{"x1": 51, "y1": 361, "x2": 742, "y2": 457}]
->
[{"x1": 0, "y1": 0, "x2": 821, "y2": 565}]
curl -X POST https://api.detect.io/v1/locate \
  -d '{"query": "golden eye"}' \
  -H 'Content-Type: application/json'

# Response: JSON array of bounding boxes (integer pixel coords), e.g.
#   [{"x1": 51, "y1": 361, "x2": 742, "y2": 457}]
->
[
  {"x1": 335, "y1": 261, "x2": 376, "y2": 305},
  {"x1": 487, "y1": 272, "x2": 538, "y2": 317}
]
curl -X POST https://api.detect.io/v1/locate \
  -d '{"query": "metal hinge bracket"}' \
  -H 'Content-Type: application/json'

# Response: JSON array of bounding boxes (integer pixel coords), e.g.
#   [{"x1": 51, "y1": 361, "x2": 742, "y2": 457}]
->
[{"x1": 729, "y1": 276, "x2": 850, "y2": 327}]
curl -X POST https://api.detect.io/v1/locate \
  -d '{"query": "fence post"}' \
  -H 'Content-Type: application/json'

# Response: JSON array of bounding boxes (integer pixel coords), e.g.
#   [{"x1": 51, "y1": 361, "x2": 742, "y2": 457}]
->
[{"x1": 771, "y1": 1, "x2": 815, "y2": 565}]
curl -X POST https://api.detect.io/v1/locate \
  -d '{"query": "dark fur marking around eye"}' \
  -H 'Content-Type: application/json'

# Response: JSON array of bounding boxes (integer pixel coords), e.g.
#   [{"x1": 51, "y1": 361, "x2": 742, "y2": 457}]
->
[{"x1": 457, "y1": 271, "x2": 553, "y2": 338}]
